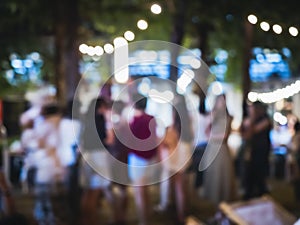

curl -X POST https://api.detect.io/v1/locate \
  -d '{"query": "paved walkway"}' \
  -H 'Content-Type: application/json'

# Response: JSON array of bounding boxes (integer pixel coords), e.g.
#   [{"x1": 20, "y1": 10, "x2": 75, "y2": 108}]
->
[{"x1": 10, "y1": 177, "x2": 300, "y2": 225}]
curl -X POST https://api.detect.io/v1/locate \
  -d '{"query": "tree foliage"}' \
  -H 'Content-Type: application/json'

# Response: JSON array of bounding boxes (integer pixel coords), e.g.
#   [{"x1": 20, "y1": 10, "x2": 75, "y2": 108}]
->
[{"x1": 0, "y1": 0, "x2": 300, "y2": 99}]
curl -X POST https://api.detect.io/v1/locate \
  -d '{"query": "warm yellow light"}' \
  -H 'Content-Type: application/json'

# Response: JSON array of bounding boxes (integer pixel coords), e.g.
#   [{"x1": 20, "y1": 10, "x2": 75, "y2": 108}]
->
[
  {"x1": 137, "y1": 20, "x2": 148, "y2": 30},
  {"x1": 151, "y1": 4, "x2": 162, "y2": 14},
  {"x1": 113, "y1": 37, "x2": 128, "y2": 48},
  {"x1": 289, "y1": 26, "x2": 298, "y2": 36},
  {"x1": 94, "y1": 46, "x2": 104, "y2": 56},
  {"x1": 247, "y1": 14, "x2": 258, "y2": 24},
  {"x1": 124, "y1": 31, "x2": 135, "y2": 41},
  {"x1": 272, "y1": 24, "x2": 282, "y2": 34},
  {"x1": 104, "y1": 43, "x2": 114, "y2": 54},
  {"x1": 260, "y1": 21, "x2": 270, "y2": 31},
  {"x1": 79, "y1": 44, "x2": 89, "y2": 54}
]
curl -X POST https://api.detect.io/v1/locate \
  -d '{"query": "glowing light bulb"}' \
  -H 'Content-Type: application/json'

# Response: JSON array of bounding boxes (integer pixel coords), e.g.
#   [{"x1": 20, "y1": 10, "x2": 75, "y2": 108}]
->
[
  {"x1": 247, "y1": 14, "x2": 258, "y2": 24},
  {"x1": 124, "y1": 31, "x2": 135, "y2": 41},
  {"x1": 260, "y1": 21, "x2": 270, "y2": 31},
  {"x1": 151, "y1": 4, "x2": 162, "y2": 14},
  {"x1": 113, "y1": 37, "x2": 128, "y2": 48},
  {"x1": 104, "y1": 43, "x2": 114, "y2": 54},
  {"x1": 94, "y1": 46, "x2": 104, "y2": 56},
  {"x1": 137, "y1": 20, "x2": 148, "y2": 30},
  {"x1": 79, "y1": 44, "x2": 89, "y2": 54},
  {"x1": 273, "y1": 24, "x2": 282, "y2": 34},
  {"x1": 289, "y1": 26, "x2": 298, "y2": 36}
]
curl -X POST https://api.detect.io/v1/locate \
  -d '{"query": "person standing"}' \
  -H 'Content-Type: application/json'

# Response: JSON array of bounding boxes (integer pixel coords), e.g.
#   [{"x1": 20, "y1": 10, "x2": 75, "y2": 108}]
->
[
  {"x1": 191, "y1": 97, "x2": 210, "y2": 190},
  {"x1": 19, "y1": 119, "x2": 38, "y2": 194},
  {"x1": 243, "y1": 101, "x2": 272, "y2": 200},
  {"x1": 79, "y1": 97, "x2": 115, "y2": 225},
  {"x1": 127, "y1": 94, "x2": 159, "y2": 225},
  {"x1": 56, "y1": 100, "x2": 82, "y2": 225},
  {"x1": 108, "y1": 100, "x2": 130, "y2": 225},
  {"x1": 33, "y1": 104, "x2": 65, "y2": 224},
  {"x1": 290, "y1": 121, "x2": 300, "y2": 201},
  {"x1": 158, "y1": 94, "x2": 194, "y2": 224},
  {"x1": 201, "y1": 94, "x2": 236, "y2": 205}
]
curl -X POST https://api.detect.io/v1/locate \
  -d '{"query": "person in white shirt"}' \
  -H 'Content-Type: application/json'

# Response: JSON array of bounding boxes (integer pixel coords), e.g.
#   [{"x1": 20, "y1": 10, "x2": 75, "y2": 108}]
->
[
  {"x1": 57, "y1": 100, "x2": 82, "y2": 225},
  {"x1": 33, "y1": 104, "x2": 64, "y2": 224},
  {"x1": 191, "y1": 101, "x2": 210, "y2": 190}
]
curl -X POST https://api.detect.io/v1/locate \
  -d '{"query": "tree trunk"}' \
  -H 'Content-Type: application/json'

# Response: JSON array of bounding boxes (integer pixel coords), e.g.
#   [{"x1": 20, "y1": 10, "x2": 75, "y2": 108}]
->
[
  {"x1": 196, "y1": 23, "x2": 211, "y2": 112},
  {"x1": 65, "y1": 0, "x2": 80, "y2": 102},
  {"x1": 242, "y1": 19, "x2": 253, "y2": 117},
  {"x1": 169, "y1": 0, "x2": 187, "y2": 83},
  {"x1": 197, "y1": 23, "x2": 210, "y2": 65},
  {"x1": 54, "y1": 0, "x2": 80, "y2": 105}
]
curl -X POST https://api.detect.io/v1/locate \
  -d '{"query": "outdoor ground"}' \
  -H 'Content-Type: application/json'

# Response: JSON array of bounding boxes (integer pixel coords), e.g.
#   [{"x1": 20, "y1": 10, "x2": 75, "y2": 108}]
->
[{"x1": 11, "y1": 176, "x2": 300, "y2": 225}]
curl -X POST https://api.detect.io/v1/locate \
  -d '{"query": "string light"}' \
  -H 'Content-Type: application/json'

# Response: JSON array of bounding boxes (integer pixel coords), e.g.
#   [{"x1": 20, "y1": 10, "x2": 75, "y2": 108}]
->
[
  {"x1": 248, "y1": 14, "x2": 299, "y2": 37},
  {"x1": 289, "y1": 26, "x2": 298, "y2": 36},
  {"x1": 137, "y1": 19, "x2": 148, "y2": 30},
  {"x1": 260, "y1": 21, "x2": 270, "y2": 31},
  {"x1": 151, "y1": 4, "x2": 162, "y2": 15},
  {"x1": 79, "y1": 4, "x2": 163, "y2": 56},
  {"x1": 247, "y1": 14, "x2": 258, "y2": 24},
  {"x1": 124, "y1": 30, "x2": 135, "y2": 41},
  {"x1": 272, "y1": 24, "x2": 282, "y2": 34},
  {"x1": 94, "y1": 46, "x2": 104, "y2": 56},
  {"x1": 104, "y1": 43, "x2": 114, "y2": 54},
  {"x1": 248, "y1": 80, "x2": 300, "y2": 104}
]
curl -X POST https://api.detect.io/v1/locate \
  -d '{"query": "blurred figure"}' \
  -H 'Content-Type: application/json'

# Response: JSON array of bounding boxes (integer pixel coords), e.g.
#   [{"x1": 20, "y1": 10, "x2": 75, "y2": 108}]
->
[
  {"x1": 19, "y1": 119, "x2": 38, "y2": 194},
  {"x1": 191, "y1": 96, "x2": 210, "y2": 191},
  {"x1": 79, "y1": 97, "x2": 115, "y2": 225},
  {"x1": 57, "y1": 100, "x2": 82, "y2": 225},
  {"x1": 109, "y1": 100, "x2": 129, "y2": 225},
  {"x1": 270, "y1": 123, "x2": 292, "y2": 151},
  {"x1": 243, "y1": 101, "x2": 272, "y2": 200},
  {"x1": 20, "y1": 87, "x2": 56, "y2": 129},
  {"x1": 202, "y1": 94, "x2": 236, "y2": 205},
  {"x1": 0, "y1": 170, "x2": 29, "y2": 225},
  {"x1": 157, "y1": 94, "x2": 193, "y2": 224},
  {"x1": 238, "y1": 102, "x2": 253, "y2": 195},
  {"x1": 128, "y1": 94, "x2": 158, "y2": 225},
  {"x1": 289, "y1": 121, "x2": 300, "y2": 201},
  {"x1": 33, "y1": 104, "x2": 65, "y2": 224},
  {"x1": 270, "y1": 123, "x2": 292, "y2": 180}
]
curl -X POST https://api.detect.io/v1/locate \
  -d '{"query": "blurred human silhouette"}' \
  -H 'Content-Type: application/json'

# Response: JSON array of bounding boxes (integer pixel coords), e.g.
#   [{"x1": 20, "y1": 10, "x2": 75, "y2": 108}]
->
[
  {"x1": 191, "y1": 96, "x2": 210, "y2": 191},
  {"x1": 243, "y1": 101, "x2": 272, "y2": 200},
  {"x1": 290, "y1": 120, "x2": 300, "y2": 201},
  {"x1": 109, "y1": 100, "x2": 130, "y2": 225},
  {"x1": 157, "y1": 94, "x2": 193, "y2": 224},
  {"x1": 202, "y1": 94, "x2": 236, "y2": 205},
  {"x1": 33, "y1": 103, "x2": 65, "y2": 224},
  {"x1": 57, "y1": 100, "x2": 82, "y2": 225},
  {"x1": 79, "y1": 97, "x2": 116, "y2": 225},
  {"x1": 20, "y1": 119, "x2": 38, "y2": 194},
  {"x1": 127, "y1": 94, "x2": 158, "y2": 225},
  {"x1": 0, "y1": 171, "x2": 29, "y2": 225}
]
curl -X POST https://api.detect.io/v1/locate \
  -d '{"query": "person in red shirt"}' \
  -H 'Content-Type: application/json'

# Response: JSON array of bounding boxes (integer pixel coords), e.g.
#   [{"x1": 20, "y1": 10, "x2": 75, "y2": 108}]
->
[{"x1": 127, "y1": 94, "x2": 158, "y2": 225}]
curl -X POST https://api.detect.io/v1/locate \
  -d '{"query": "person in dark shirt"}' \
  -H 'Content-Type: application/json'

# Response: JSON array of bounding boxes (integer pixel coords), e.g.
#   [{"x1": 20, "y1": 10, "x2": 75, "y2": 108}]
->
[
  {"x1": 243, "y1": 101, "x2": 272, "y2": 200},
  {"x1": 108, "y1": 100, "x2": 130, "y2": 225},
  {"x1": 80, "y1": 97, "x2": 115, "y2": 225}
]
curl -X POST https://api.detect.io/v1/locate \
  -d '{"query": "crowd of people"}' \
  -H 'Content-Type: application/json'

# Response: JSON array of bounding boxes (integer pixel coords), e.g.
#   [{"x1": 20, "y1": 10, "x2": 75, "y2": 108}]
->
[{"x1": 1, "y1": 88, "x2": 299, "y2": 225}]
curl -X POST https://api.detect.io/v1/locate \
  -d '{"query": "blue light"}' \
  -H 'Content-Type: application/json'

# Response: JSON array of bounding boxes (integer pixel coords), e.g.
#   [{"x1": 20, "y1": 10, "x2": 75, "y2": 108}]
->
[
  {"x1": 24, "y1": 59, "x2": 33, "y2": 68},
  {"x1": 11, "y1": 59, "x2": 23, "y2": 69},
  {"x1": 6, "y1": 52, "x2": 44, "y2": 85},
  {"x1": 250, "y1": 49, "x2": 291, "y2": 82}
]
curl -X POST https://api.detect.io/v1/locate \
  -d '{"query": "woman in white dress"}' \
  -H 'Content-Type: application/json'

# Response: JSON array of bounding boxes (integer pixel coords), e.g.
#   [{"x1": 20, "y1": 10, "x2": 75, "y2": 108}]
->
[{"x1": 201, "y1": 94, "x2": 236, "y2": 205}]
